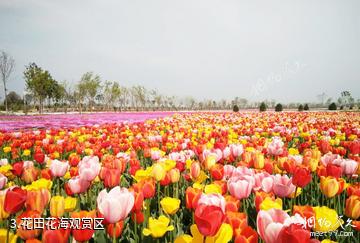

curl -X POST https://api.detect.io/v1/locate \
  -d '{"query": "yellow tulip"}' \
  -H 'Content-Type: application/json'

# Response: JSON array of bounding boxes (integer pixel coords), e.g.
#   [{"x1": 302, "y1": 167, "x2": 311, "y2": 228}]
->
[
  {"x1": 143, "y1": 215, "x2": 174, "y2": 238},
  {"x1": 204, "y1": 184, "x2": 222, "y2": 195},
  {"x1": 133, "y1": 168, "x2": 152, "y2": 182},
  {"x1": 0, "y1": 229, "x2": 17, "y2": 243},
  {"x1": 160, "y1": 197, "x2": 181, "y2": 215},
  {"x1": 188, "y1": 223, "x2": 233, "y2": 243},
  {"x1": 313, "y1": 206, "x2": 343, "y2": 232},
  {"x1": 0, "y1": 192, "x2": 9, "y2": 220},
  {"x1": 2, "y1": 147, "x2": 11, "y2": 153},
  {"x1": 320, "y1": 177, "x2": 339, "y2": 198},
  {"x1": 50, "y1": 196, "x2": 65, "y2": 217},
  {"x1": 204, "y1": 155, "x2": 216, "y2": 170},
  {"x1": 175, "y1": 234, "x2": 193, "y2": 243},
  {"x1": 152, "y1": 163, "x2": 166, "y2": 181},
  {"x1": 64, "y1": 197, "x2": 77, "y2": 212},
  {"x1": 253, "y1": 151, "x2": 264, "y2": 169},
  {"x1": 260, "y1": 197, "x2": 282, "y2": 211},
  {"x1": 22, "y1": 149, "x2": 31, "y2": 156},
  {"x1": 288, "y1": 148, "x2": 299, "y2": 155},
  {"x1": 24, "y1": 178, "x2": 53, "y2": 191}
]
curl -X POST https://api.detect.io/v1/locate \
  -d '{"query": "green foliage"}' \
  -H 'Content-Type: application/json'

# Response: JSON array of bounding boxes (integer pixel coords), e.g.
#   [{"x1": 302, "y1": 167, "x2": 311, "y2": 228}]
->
[
  {"x1": 328, "y1": 102, "x2": 337, "y2": 110},
  {"x1": 77, "y1": 72, "x2": 101, "y2": 107},
  {"x1": 304, "y1": 104, "x2": 309, "y2": 110},
  {"x1": 298, "y1": 104, "x2": 304, "y2": 111},
  {"x1": 24, "y1": 63, "x2": 58, "y2": 113},
  {"x1": 275, "y1": 103, "x2": 283, "y2": 112},
  {"x1": 259, "y1": 102, "x2": 267, "y2": 112},
  {"x1": 233, "y1": 104, "x2": 239, "y2": 112},
  {"x1": 3, "y1": 91, "x2": 22, "y2": 111}
]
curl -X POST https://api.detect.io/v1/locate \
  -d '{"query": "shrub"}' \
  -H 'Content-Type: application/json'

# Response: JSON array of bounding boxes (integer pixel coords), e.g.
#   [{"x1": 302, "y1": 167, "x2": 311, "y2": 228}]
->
[
  {"x1": 328, "y1": 102, "x2": 337, "y2": 110},
  {"x1": 259, "y1": 102, "x2": 267, "y2": 112},
  {"x1": 233, "y1": 105, "x2": 239, "y2": 112},
  {"x1": 298, "y1": 104, "x2": 304, "y2": 111},
  {"x1": 304, "y1": 104, "x2": 309, "y2": 111},
  {"x1": 275, "y1": 103, "x2": 283, "y2": 112}
]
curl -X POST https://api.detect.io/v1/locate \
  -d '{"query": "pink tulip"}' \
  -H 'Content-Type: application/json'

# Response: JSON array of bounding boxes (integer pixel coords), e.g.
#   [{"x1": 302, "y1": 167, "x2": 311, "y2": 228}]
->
[
  {"x1": 50, "y1": 159, "x2": 69, "y2": 177},
  {"x1": 227, "y1": 175, "x2": 254, "y2": 199},
  {"x1": 257, "y1": 209, "x2": 289, "y2": 243},
  {"x1": 197, "y1": 193, "x2": 226, "y2": 213},
  {"x1": 231, "y1": 166, "x2": 255, "y2": 178},
  {"x1": 253, "y1": 172, "x2": 274, "y2": 193},
  {"x1": 273, "y1": 174, "x2": 296, "y2": 198},
  {"x1": 223, "y1": 164, "x2": 235, "y2": 179},
  {"x1": 78, "y1": 156, "x2": 101, "y2": 181},
  {"x1": 0, "y1": 174, "x2": 8, "y2": 189},
  {"x1": 257, "y1": 209, "x2": 308, "y2": 243},
  {"x1": 68, "y1": 176, "x2": 91, "y2": 194},
  {"x1": 222, "y1": 147, "x2": 231, "y2": 159},
  {"x1": 97, "y1": 186, "x2": 134, "y2": 223},
  {"x1": 267, "y1": 137, "x2": 284, "y2": 156},
  {"x1": 150, "y1": 150, "x2": 162, "y2": 161},
  {"x1": 320, "y1": 153, "x2": 340, "y2": 166},
  {"x1": 340, "y1": 159, "x2": 358, "y2": 176},
  {"x1": 229, "y1": 144, "x2": 243, "y2": 157}
]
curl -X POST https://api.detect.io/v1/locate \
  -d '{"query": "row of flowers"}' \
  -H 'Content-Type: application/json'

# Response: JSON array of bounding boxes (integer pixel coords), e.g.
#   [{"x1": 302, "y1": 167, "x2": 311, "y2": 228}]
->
[{"x1": 0, "y1": 111, "x2": 359, "y2": 242}]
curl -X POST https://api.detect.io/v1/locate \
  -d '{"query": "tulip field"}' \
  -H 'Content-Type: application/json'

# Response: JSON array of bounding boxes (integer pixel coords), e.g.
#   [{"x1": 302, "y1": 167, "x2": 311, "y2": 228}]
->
[{"x1": 0, "y1": 111, "x2": 359, "y2": 243}]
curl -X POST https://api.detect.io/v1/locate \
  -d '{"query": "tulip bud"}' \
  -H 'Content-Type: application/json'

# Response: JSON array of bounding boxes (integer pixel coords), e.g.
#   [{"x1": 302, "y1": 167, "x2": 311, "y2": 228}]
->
[
  {"x1": 204, "y1": 155, "x2": 216, "y2": 170},
  {"x1": 190, "y1": 162, "x2": 201, "y2": 179},
  {"x1": 50, "y1": 196, "x2": 65, "y2": 217},
  {"x1": 253, "y1": 152, "x2": 265, "y2": 169},
  {"x1": 169, "y1": 168, "x2": 180, "y2": 183}
]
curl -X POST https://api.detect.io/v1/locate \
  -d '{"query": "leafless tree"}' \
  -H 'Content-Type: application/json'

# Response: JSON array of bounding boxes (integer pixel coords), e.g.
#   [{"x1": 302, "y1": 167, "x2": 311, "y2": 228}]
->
[{"x1": 0, "y1": 51, "x2": 15, "y2": 114}]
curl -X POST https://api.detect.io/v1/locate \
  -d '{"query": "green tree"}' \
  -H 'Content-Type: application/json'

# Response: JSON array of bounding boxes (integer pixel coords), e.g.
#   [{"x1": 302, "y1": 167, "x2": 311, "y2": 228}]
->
[
  {"x1": 233, "y1": 104, "x2": 239, "y2": 112},
  {"x1": 275, "y1": 103, "x2": 283, "y2": 112},
  {"x1": 4, "y1": 91, "x2": 22, "y2": 111},
  {"x1": 298, "y1": 104, "x2": 304, "y2": 111},
  {"x1": 24, "y1": 63, "x2": 56, "y2": 114},
  {"x1": 77, "y1": 72, "x2": 101, "y2": 111},
  {"x1": 304, "y1": 104, "x2": 309, "y2": 110},
  {"x1": 328, "y1": 102, "x2": 337, "y2": 110},
  {"x1": 259, "y1": 102, "x2": 267, "y2": 112}
]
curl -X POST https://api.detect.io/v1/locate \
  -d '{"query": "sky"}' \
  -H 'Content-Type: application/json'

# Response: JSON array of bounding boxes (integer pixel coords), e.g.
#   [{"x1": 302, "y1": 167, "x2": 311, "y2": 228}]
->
[{"x1": 0, "y1": 0, "x2": 359, "y2": 103}]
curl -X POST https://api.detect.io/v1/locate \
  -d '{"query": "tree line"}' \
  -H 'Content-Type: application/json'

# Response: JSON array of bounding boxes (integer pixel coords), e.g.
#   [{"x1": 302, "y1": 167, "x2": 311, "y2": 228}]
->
[{"x1": 1, "y1": 51, "x2": 359, "y2": 114}]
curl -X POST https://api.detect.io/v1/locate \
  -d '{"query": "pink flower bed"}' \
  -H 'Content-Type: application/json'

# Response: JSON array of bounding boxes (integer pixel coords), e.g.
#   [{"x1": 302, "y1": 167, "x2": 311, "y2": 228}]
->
[{"x1": 0, "y1": 112, "x2": 174, "y2": 131}]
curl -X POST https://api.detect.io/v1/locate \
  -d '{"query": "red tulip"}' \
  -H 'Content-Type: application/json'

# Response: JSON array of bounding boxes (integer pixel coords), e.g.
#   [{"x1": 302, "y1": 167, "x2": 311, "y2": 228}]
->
[
  {"x1": 234, "y1": 226, "x2": 258, "y2": 243},
  {"x1": 185, "y1": 187, "x2": 202, "y2": 210},
  {"x1": 194, "y1": 204, "x2": 225, "y2": 236},
  {"x1": 42, "y1": 225, "x2": 70, "y2": 243},
  {"x1": 34, "y1": 152, "x2": 45, "y2": 164},
  {"x1": 277, "y1": 223, "x2": 311, "y2": 243},
  {"x1": 11, "y1": 161, "x2": 24, "y2": 176},
  {"x1": 71, "y1": 210, "x2": 96, "y2": 242},
  {"x1": 326, "y1": 164, "x2": 342, "y2": 178},
  {"x1": 292, "y1": 167, "x2": 312, "y2": 188},
  {"x1": 106, "y1": 221, "x2": 124, "y2": 238},
  {"x1": 4, "y1": 186, "x2": 27, "y2": 214}
]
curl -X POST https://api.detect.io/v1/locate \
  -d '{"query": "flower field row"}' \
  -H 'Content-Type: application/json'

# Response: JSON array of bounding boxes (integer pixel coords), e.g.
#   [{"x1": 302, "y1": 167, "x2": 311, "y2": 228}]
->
[{"x1": 0, "y1": 111, "x2": 359, "y2": 243}]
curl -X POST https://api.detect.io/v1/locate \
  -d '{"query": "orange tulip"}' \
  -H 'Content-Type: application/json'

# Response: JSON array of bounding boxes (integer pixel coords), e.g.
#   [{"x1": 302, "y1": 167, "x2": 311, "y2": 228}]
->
[
  {"x1": 25, "y1": 188, "x2": 51, "y2": 214},
  {"x1": 345, "y1": 195, "x2": 360, "y2": 219},
  {"x1": 16, "y1": 210, "x2": 42, "y2": 240}
]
